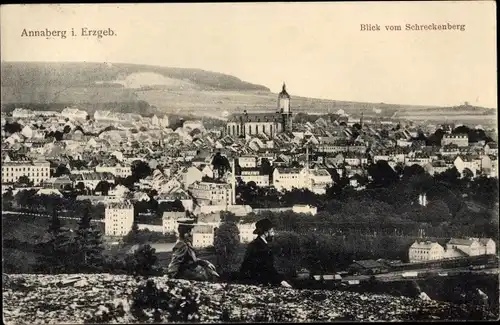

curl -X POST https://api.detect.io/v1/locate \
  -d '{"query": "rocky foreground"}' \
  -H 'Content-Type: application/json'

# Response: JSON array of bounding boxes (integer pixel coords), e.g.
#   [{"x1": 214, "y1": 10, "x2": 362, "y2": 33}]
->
[{"x1": 2, "y1": 274, "x2": 497, "y2": 324}]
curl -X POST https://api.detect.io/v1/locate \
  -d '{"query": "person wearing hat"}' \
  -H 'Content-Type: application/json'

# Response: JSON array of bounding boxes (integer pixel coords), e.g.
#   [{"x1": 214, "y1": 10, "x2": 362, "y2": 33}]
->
[
  {"x1": 238, "y1": 218, "x2": 292, "y2": 288},
  {"x1": 166, "y1": 218, "x2": 219, "y2": 281}
]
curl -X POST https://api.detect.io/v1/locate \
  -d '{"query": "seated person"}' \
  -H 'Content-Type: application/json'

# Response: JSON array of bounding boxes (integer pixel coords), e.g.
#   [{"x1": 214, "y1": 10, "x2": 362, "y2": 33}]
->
[
  {"x1": 166, "y1": 218, "x2": 219, "y2": 281},
  {"x1": 239, "y1": 218, "x2": 292, "y2": 288}
]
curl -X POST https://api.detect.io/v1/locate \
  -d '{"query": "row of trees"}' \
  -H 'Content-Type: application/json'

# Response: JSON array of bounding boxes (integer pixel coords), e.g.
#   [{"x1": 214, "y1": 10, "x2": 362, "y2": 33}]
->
[
  {"x1": 122, "y1": 222, "x2": 177, "y2": 244},
  {"x1": 269, "y1": 231, "x2": 415, "y2": 274},
  {"x1": 33, "y1": 208, "x2": 162, "y2": 276},
  {"x1": 235, "y1": 163, "x2": 498, "y2": 240},
  {"x1": 35, "y1": 207, "x2": 105, "y2": 273},
  {"x1": 209, "y1": 215, "x2": 418, "y2": 276},
  {"x1": 2, "y1": 189, "x2": 106, "y2": 218}
]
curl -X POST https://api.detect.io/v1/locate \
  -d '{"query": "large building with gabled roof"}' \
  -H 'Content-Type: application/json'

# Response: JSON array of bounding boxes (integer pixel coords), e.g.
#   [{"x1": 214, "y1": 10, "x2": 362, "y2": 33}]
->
[{"x1": 225, "y1": 83, "x2": 293, "y2": 138}]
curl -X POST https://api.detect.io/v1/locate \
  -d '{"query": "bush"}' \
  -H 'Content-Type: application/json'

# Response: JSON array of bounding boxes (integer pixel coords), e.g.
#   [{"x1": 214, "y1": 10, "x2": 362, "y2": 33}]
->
[
  {"x1": 124, "y1": 244, "x2": 162, "y2": 276},
  {"x1": 130, "y1": 279, "x2": 204, "y2": 322}
]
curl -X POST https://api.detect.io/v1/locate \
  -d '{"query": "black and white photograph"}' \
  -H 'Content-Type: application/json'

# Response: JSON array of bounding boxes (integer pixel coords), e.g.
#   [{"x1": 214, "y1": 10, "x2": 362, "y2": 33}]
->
[{"x1": 1, "y1": 2, "x2": 498, "y2": 323}]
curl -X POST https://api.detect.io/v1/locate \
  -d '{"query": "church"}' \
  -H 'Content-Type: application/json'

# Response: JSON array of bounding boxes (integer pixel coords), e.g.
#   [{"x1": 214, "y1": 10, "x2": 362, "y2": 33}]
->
[{"x1": 225, "y1": 83, "x2": 293, "y2": 137}]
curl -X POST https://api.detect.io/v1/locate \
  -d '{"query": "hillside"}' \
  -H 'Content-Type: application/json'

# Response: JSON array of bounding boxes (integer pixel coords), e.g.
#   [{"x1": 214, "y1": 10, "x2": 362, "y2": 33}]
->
[
  {"x1": 1, "y1": 61, "x2": 496, "y2": 124},
  {"x1": 0, "y1": 61, "x2": 269, "y2": 92},
  {"x1": 3, "y1": 274, "x2": 496, "y2": 323}
]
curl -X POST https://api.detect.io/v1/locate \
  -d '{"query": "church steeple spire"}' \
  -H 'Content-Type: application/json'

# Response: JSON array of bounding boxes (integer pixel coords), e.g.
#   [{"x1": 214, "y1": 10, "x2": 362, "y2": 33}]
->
[
  {"x1": 277, "y1": 82, "x2": 292, "y2": 132},
  {"x1": 279, "y1": 82, "x2": 290, "y2": 99}
]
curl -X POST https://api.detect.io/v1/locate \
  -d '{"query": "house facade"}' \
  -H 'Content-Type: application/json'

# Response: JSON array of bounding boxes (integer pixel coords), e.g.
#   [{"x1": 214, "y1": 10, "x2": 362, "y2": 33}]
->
[
  {"x1": 187, "y1": 181, "x2": 233, "y2": 206},
  {"x1": 408, "y1": 240, "x2": 445, "y2": 263},
  {"x1": 1, "y1": 159, "x2": 51, "y2": 185},
  {"x1": 104, "y1": 201, "x2": 134, "y2": 237}
]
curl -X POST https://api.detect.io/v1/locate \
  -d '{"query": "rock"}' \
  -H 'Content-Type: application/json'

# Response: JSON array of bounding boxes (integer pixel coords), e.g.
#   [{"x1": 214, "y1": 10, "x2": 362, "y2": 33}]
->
[
  {"x1": 73, "y1": 279, "x2": 89, "y2": 287},
  {"x1": 2, "y1": 273, "x2": 497, "y2": 323},
  {"x1": 419, "y1": 292, "x2": 432, "y2": 301}
]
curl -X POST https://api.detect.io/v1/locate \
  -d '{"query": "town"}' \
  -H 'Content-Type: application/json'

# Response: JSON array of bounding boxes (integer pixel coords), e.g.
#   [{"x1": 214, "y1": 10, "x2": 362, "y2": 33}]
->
[{"x1": 2, "y1": 83, "x2": 498, "y2": 283}]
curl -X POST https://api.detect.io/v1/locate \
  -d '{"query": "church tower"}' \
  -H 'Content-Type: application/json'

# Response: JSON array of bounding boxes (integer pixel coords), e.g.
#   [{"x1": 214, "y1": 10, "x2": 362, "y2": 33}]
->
[{"x1": 278, "y1": 83, "x2": 292, "y2": 132}]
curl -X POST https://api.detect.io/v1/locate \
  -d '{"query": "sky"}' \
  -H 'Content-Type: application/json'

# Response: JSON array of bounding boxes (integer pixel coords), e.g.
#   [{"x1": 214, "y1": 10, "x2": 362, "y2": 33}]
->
[{"x1": 1, "y1": 2, "x2": 497, "y2": 108}]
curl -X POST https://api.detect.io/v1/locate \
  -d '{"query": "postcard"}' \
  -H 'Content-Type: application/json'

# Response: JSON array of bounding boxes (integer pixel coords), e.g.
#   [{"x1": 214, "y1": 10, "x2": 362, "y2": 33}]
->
[{"x1": 1, "y1": 2, "x2": 498, "y2": 323}]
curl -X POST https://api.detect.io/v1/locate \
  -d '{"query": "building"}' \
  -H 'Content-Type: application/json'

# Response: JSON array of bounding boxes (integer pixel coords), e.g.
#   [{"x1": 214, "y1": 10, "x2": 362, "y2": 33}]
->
[
  {"x1": 238, "y1": 222, "x2": 257, "y2": 243},
  {"x1": 272, "y1": 167, "x2": 333, "y2": 194},
  {"x1": 95, "y1": 164, "x2": 132, "y2": 178},
  {"x1": 348, "y1": 260, "x2": 389, "y2": 275},
  {"x1": 445, "y1": 238, "x2": 496, "y2": 258},
  {"x1": 1, "y1": 158, "x2": 51, "y2": 186},
  {"x1": 454, "y1": 155, "x2": 482, "y2": 177},
  {"x1": 225, "y1": 83, "x2": 293, "y2": 137},
  {"x1": 441, "y1": 134, "x2": 468, "y2": 147},
  {"x1": 484, "y1": 142, "x2": 498, "y2": 156},
  {"x1": 61, "y1": 107, "x2": 88, "y2": 121},
  {"x1": 187, "y1": 181, "x2": 233, "y2": 206},
  {"x1": 192, "y1": 224, "x2": 215, "y2": 248},
  {"x1": 69, "y1": 172, "x2": 115, "y2": 190},
  {"x1": 272, "y1": 167, "x2": 304, "y2": 191},
  {"x1": 238, "y1": 168, "x2": 270, "y2": 187},
  {"x1": 292, "y1": 204, "x2": 317, "y2": 215},
  {"x1": 238, "y1": 156, "x2": 258, "y2": 168},
  {"x1": 408, "y1": 240, "x2": 445, "y2": 263},
  {"x1": 308, "y1": 169, "x2": 333, "y2": 194},
  {"x1": 12, "y1": 108, "x2": 35, "y2": 119},
  {"x1": 162, "y1": 211, "x2": 187, "y2": 234},
  {"x1": 42, "y1": 175, "x2": 73, "y2": 190},
  {"x1": 104, "y1": 201, "x2": 134, "y2": 237}
]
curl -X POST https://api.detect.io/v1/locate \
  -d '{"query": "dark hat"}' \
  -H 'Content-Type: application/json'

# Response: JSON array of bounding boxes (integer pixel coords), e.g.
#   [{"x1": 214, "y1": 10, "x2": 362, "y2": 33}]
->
[{"x1": 253, "y1": 218, "x2": 274, "y2": 234}]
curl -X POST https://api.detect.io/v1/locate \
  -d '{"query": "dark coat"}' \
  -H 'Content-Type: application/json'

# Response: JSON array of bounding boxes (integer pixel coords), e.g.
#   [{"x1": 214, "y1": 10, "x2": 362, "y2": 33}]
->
[
  {"x1": 167, "y1": 240, "x2": 215, "y2": 281},
  {"x1": 239, "y1": 236, "x2": 285, "y2": 286}
]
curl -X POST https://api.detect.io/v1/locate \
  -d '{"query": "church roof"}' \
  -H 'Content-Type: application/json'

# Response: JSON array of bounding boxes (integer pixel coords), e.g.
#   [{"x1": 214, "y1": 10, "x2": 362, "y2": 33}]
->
[{"x1": 228, "y1": 112, "x2": 281, "y2": 123}]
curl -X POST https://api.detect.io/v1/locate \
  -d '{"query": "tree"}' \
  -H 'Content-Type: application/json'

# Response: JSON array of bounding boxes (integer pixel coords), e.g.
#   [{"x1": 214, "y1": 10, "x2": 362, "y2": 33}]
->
[
  {"x1": 17, "y1": 175, "x2": 32, "y2": 186},
  {"x1": 36, "y1": 208, "x2": 77, "y2": 273},
  {"x1": 211, "y1": 152, "x2": 231, "y2": 180},
  {"x1": 367, "y1": 160, "x2": 398, "y2": 187},
  {"x1": 53, "y1": 164, "x2": 70, "y2": 177},
  {"x1": 123, "y1": 222, "x2": 141, "y2": 244},
  {"x1": 402, "y1": 164, "x2": 426, "y2": 180},
  {"x1": 214, "y1": 222, "x2": 240, "y2": 274},
  {"x1": 462, "y1": 168, "x2": 474, "y2": 182},
  {"x1": 63, "y1": 125, "x2": 72, "y2": 134},
  {"x1": 76, "y1": 182, "x2": 86, "y2": 193},
  {"x1": 271, "y1": 231, "x2": 302, "y2": 276},
  {"x1": 260, "y1": 158, "x2": 273, "y2": 176},
  {"x1": 426, "y1": 129, "x2": 445, "y2": 146},
  {"x1": 125, "y1": 244, "x2": 160, "y2": 276},
  {"x1": 220, "y1": 211, "x2": 239, "y2": 223},
  {"x1": 48, "y1": 207, "x2": 63, "y2": 235},
  {"x1": 54, "y1": 131, "x2": 64, "y2": 141},
  {"x1": 131, "y1": 160, "x2": 152, "y2": 180},
  {"x1": 435, "y1": 167, "x2": 461, "y2": 187},
  {"x1": 2, "y1": 189, "x2": 14, "y2": 210},
  {"x1": 75, "y1": 207, "x2": 105, "y2": 271},
  {"x1": 149, "y1": 189, "x2": 158, "y2": 198},
  {"x1": 95, "y1": 181, "x2": 111, "y2": 195},
  {"x1": 4, "y1": 121, "x2": 23, "y2": 134}
]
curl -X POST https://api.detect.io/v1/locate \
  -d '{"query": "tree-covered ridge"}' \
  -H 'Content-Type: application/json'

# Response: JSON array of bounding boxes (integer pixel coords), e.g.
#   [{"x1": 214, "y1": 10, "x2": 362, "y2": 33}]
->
[{"x1": 1, "y1": 62, "x2": 270, "y2": 92}]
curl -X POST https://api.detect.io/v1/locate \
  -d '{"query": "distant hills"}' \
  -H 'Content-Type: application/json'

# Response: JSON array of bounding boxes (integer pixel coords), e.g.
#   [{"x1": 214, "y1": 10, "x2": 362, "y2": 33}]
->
[{"x1": 1, "y1": 61, "x2": 495, "y2": 125}]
